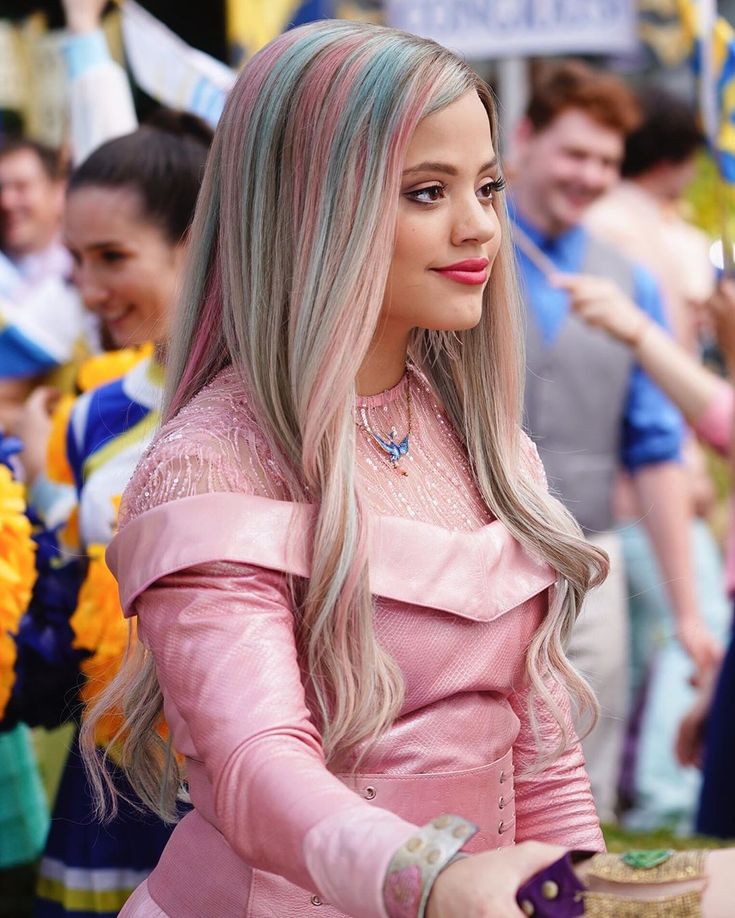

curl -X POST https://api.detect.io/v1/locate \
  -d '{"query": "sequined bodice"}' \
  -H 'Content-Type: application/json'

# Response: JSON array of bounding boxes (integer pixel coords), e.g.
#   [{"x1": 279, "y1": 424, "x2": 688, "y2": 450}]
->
[
  {"x1": 355, "y1": 368, "x2": 492, "y2": 529},
  {"x1": 121, "y1": 365, "x2": 493, "y2": 531}
]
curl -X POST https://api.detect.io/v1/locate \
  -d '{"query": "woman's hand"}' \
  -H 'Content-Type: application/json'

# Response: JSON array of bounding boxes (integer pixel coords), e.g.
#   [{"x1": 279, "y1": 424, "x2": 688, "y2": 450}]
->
[
  {"x1": 676, "y1": 614, "x2": 723, "y2": 685},
  {"x1": 677, "y1": 660, "x2": 720, "y2": 767},
  {"x1": 426, "y1": 841, "x2": 566, "y2": 917},
  {"x1": 13, "y1": 386, "x2": 60, "y2": 486},
  {"x1": 62, "y1": 0, "x2": 109, "y2": 34},
  {"x1": 553, "y1": 274, "x2": 650, "y2": 348}
]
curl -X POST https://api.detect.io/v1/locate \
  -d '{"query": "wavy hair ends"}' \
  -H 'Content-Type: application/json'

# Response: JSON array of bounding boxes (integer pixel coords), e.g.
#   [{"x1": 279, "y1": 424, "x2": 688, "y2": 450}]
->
[{"x1": 82, "y1": 20, "x2": 607, "y2": 820}]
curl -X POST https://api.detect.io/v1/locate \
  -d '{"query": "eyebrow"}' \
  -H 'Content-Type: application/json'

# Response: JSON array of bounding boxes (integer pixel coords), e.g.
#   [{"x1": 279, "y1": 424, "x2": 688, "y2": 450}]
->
[{"x1": 402, "y1": 157, "x2": 498, "y2": 177}]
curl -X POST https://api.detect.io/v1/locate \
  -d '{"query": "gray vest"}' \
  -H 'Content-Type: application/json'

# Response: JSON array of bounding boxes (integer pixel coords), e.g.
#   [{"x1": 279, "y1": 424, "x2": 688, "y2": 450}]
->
[{"x1": 523, "y1": 235, "x2": 635, "y2": 534}]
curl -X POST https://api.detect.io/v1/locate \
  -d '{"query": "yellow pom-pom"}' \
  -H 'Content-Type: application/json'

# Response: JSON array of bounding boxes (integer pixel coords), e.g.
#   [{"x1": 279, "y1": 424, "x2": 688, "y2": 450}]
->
[
  {"x1": 70, "y1": 545, "x2": 126, "y2": 655},
  {"x1": 46, "y1": 394, "x2": 76, "y2": 486},
  {"x1": 59, "y1": 506, "x2": 80, "y2": 553},
  {"x1": 71, "y1": 539, "x2": 170, "y2": 750},
  {"x1": 76, "y1": 343, "x2": 154, "y2": 393},
  {"x1": 70, "y1": 544, "x2": 133, "y2": 747},
  {"x1": 0, "y1": 465, "x2": 37, "y2": 717}
]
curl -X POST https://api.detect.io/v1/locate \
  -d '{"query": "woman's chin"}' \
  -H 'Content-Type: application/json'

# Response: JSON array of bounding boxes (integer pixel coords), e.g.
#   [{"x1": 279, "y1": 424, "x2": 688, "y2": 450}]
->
[{"x1": 434, "y1": 304, "x2": 484, "y2": 332}]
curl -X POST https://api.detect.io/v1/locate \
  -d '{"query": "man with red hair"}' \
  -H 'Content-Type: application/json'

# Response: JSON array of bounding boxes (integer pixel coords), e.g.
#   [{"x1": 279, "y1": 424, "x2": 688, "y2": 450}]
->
[{"x1": 509, "y1": 60, "x2": 720, "y2": 823}]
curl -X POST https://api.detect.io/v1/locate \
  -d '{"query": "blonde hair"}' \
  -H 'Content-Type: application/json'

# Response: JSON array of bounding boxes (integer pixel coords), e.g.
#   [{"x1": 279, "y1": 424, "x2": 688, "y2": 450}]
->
[{"x1": 82, "y1": 20, "x2": 607, "y2": 821}]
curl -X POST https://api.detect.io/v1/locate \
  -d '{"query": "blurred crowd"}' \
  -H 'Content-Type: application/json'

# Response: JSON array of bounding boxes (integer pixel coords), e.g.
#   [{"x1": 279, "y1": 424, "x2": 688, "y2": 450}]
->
[{"x1": 3, "y1": 1, "x2": 735, "y2": 916}]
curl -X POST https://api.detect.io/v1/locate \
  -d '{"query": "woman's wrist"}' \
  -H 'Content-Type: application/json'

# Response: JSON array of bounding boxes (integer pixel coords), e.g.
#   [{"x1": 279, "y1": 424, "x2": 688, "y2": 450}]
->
[
  {"x1": 66, "y1": 18, "x2": 100, "y2": 33},
  {"x1": 622, "y1": 313, "x2": 654, "y2": 352},
  {"x1": 383, "y1": 815, "x2": 477, "y2": 918}
]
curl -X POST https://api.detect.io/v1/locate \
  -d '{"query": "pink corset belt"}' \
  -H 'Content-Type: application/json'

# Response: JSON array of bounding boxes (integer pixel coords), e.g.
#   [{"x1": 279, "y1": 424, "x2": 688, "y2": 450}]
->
[{"x1": 146, "y1": 750, "x2": 515, "y2": 917}]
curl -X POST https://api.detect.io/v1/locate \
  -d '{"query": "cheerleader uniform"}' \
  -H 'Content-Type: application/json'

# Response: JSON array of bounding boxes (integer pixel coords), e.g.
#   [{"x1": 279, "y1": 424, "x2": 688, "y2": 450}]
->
[{"x1": 5, "y1": 354, "x2": 175, "y2": 917}]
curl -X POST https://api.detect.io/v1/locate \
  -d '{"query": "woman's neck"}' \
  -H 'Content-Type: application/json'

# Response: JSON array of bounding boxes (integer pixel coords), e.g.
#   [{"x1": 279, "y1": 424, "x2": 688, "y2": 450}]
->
[{"x1": 356, "y1": 324, "x2": 411, "y2": 396}]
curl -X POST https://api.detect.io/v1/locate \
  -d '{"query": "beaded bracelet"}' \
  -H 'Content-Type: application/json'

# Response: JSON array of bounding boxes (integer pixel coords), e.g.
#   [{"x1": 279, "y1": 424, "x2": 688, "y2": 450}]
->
[{"x1": 382, "y1": 814, "x2": 477, "y2": 918}]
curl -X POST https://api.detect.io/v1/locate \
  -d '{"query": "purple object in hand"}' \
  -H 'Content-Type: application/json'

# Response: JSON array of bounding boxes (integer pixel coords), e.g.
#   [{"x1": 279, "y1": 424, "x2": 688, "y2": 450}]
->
[{"x1": 515, "y1": 852, "x2": 588, "y2": 917}]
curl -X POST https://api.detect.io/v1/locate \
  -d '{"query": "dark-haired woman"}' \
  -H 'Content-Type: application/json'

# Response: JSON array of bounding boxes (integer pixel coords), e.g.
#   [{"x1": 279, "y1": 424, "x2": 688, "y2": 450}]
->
[{"x1": 3, "y1": 113, "x2": 212, "y2": 918}]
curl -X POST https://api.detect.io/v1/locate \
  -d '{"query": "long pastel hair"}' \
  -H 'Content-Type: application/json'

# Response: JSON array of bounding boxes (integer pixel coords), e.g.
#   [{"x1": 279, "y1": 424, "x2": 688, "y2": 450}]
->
[{"x1": 83, "y1": 20, "x2": 607, "y2": 820}]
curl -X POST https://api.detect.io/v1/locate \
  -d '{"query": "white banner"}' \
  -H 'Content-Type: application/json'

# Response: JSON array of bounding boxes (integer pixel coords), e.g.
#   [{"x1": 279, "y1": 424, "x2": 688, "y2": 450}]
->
[
  {"x1": 385, "y1": 0, "x2": 637, "y2": 58},
  {"x1": 121, "y1": 0, "x2": 235, "y2": 128}
]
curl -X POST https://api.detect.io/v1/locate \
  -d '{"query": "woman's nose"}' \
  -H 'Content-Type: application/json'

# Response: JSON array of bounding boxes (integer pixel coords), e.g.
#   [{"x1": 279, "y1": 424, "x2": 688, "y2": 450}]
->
[
  {"x1": 75, "y1": 267, "x2": 109, "y2": 311},
  {"x1": 451, "y1": 196, "x2": 499, "y2": 247}
]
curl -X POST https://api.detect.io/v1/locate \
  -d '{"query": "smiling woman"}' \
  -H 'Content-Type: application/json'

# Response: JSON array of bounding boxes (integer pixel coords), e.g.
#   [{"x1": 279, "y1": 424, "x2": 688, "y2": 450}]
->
[
  {"x1": 360, "y1": 93, "x2": 503, "y2": 393},
  {"x1": 64, "y1": 111, "x2": 212, "y2": 350},
  {"x1": 78, "y1": 20, "x2": 614, "y2": 918},
  {"x1": 64, "y1": 187, "x2": 183, "y2": 347}
]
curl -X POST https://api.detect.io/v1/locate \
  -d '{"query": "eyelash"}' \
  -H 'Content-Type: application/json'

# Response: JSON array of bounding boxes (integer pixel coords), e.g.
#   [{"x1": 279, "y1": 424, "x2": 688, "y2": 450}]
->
[{"x1": 406, "y1": 176, "x2": 506, "y2": 205}]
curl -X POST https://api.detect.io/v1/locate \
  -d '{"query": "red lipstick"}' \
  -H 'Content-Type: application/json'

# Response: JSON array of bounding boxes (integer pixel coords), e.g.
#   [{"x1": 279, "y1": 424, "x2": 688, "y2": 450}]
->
[{"x1": 432, "y1": 257, "x2": 490, "y2": 286}]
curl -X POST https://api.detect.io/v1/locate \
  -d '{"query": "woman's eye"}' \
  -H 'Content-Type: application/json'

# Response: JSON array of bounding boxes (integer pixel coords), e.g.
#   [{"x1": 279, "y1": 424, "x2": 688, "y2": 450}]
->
[
  {"x1": 477, "y1": 177, "x2": 507, "y2": 201},
  {"x1": 406, "y1": 184, "x2": 445, "y2": 204},
  {"x1": 101, "y1": 250, "x2": 126, "y2": 264}
]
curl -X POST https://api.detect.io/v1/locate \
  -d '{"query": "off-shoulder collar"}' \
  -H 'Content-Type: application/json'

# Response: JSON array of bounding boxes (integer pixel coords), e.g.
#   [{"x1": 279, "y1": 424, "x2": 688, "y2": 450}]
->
[{"x1": 108, "y1": 492, "x2": 556, "y2": 622}]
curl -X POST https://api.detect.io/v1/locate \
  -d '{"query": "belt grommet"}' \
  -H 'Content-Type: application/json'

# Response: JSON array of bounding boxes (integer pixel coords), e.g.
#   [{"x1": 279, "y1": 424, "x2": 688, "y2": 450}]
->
[
  {"x1": 364, "y1": 785, "x2": 376, "y2": 800},
  {"x1": 310, "y1": 895, "x2": 322, "y2": 907}
]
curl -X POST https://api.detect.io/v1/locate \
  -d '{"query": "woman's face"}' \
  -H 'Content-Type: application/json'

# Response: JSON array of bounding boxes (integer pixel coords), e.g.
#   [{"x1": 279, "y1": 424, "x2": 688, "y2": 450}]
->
[
  {"x1": 64, "y1": 186, "x2": 186, "y2": 349},
  {"x1": 382, "y1": 90, "x2": 502, "y2": 335}
]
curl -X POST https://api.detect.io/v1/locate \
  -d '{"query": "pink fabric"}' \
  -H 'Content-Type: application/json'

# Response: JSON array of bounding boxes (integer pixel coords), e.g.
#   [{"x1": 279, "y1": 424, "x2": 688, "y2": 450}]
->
[
  {"x1": 111, "y1": 366, "x2": 602, "y2": 918},
  {"x1": 691, "y1": 379, "x2": 734, "y2": 457},
  {"x1": 690, "y1": 381, "x2": 735, "y2": 595},
  {"x1": 120, "y1": 880, "x2": 167, "y2": 917},
  {"x1": 110, "y1": 493, "x2": 557, "y2": 623}
]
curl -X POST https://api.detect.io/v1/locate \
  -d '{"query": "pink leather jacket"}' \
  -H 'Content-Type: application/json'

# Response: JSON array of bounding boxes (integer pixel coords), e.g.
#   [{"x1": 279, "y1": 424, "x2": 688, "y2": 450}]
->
[{"x1": 109, "y1": 368, "x2": 603, "y2": 918}]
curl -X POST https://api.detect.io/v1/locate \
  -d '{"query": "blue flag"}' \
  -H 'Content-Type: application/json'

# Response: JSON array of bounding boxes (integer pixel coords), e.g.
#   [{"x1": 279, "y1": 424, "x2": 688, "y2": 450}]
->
[{"x1": 679, "y1": 0, "x2": 735, "y2": 182}]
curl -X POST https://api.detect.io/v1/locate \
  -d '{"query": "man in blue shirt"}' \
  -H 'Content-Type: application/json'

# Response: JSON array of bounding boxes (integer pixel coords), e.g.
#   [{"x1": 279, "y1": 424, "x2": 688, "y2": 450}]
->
[{"x1": 509, "y1": 60, "x2": 720, "y2": 822}]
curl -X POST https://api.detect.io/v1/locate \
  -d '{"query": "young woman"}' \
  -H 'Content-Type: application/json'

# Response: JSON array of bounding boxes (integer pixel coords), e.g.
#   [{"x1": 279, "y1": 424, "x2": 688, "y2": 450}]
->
[
  {"x1": 4, "y1": 112, "x2": 212, "y2": 917},
  {"x1": 82, "y1": 21, "x2": 732, "y2": 918}
]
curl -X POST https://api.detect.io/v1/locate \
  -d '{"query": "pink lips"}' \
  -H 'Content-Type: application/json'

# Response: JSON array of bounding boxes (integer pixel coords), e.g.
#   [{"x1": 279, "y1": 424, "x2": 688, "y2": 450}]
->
[{"x1": 432, "y1": 257, "x2": 490, "y2": 286}]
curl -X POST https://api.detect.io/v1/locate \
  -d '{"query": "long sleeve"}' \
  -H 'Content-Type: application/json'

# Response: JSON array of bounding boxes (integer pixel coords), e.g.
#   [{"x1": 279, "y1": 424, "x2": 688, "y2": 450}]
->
[
  {"x1": 510, "y1": 678, "x2": 604, "y2": 850},
  {"x1": 136, "y1": 560, "x2": 418, "y2": 918},
  {"x1": 62, "y1": 30, "x2": 138, "y2": 166},
  {"x1": 691, "y1": 379, "x2": 734, "y2": 456},
  {"x1": 621, "y1": 266, "x2": 684, "y2": 471}
]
